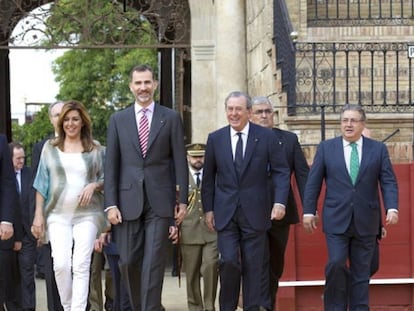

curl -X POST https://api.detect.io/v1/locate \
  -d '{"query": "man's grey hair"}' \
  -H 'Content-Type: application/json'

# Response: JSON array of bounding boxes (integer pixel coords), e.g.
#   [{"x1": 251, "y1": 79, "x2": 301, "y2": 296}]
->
[
  {"x1": 340, "y1": 104, "x2": 367, "y2": 121},
  {"x1": 252, "y1": 96, "x2": 273, "y2": 110},
  {"x1": 224, "y1": 91, "x2": 252, "y2": 109}
]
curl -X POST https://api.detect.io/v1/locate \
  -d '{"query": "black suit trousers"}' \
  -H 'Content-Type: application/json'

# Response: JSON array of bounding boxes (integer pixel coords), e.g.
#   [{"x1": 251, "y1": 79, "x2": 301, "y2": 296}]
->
[
  {"x1": 114, "y1": 201, "x2": 170, "y2": 311},
  {"x1": 324, "y1": 224, "x2": 376, "y2": 311},
  {"x1": 261, "y1": 223, "x2": 290, "y2": 309},
  {"x1": 18, "y1": 231, "x2": 37, "y2": 309},
  {"x1": 217, "y1": 206, "x2": 267, "y2": 311}
]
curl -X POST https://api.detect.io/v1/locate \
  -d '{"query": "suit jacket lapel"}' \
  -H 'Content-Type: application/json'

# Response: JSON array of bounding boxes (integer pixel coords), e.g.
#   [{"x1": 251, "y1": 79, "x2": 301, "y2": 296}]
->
[
  {"x1": 223, "y1": 126, "x2": 238, "y2": 180},
  {"x1": 242, "y1": 125, "x2": 256, "y2": 169},
  {"x1": 357, "y1": 137, "x2": 371, "y2": 183},
  {"x1": 332, "y1": 137, "x2": 351, "y2": 183},
  {"x1": 20, "y1": 168, "x2": 28, "y2": 199},
  {"x1": 238, "y1": 123, "x2": 259, "y2": 178},
  {"x1": 125, "y1": 105, "x2": 141, "y2": 154},
  {"x1": 147, "y1": 104, "x2": 165, "y2": 153}
]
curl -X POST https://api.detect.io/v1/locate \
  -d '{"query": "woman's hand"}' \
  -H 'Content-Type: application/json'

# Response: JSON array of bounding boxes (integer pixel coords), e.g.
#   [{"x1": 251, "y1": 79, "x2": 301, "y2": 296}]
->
[
  {"x1": 31, "y1": 214, "x2": 45, "y2": 240},
  {"x1": 94, "y1": 232, "x2": 111, "y2": 252},
  {"x1": 78, "y1": 182, "x2": 98, "y2": 207}
]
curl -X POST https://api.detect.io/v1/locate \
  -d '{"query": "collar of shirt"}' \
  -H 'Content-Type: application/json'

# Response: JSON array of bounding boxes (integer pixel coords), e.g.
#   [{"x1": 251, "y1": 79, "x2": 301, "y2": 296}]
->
[
  {"x1": 230, "y1": 122, "x2": 249, "y2": 158},
  {"x1": 342, "y1": 136, "x2": 363, "y2": 170},
  {"x1": 230, "y1": 122, "x2": 249, "y2": 138},
  {"x1": 135, "y1": 102, "x2": 155, "y2": 127},
  {"x1": 189, "y1": 167, "x2": 202, "y2": 183},
  {"x1": 342, "y1": 136, "x2": 363, "y2": 150}
]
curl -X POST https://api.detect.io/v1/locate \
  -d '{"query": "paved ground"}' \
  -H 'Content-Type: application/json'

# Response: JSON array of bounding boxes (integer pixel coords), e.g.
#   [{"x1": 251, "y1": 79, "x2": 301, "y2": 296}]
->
[
  {"x1": 35, "y1": 268, "x2": 227, "y2": 311},
  {"x1": 36, "y1": 270, "x2": 189, "y2": 311}
]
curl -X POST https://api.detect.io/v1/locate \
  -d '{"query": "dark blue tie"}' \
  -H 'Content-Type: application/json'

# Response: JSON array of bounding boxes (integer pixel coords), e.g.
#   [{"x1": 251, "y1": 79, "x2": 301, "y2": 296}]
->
[{"x1": 234, "y1": 132, "x2": 243, "y2": 178}]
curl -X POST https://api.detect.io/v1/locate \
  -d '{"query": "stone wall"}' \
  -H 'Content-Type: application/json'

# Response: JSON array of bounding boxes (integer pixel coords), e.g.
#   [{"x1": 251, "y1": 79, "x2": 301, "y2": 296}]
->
[
  {"x1": 244, "y1": 0, "x2": 414, "y2": 163},
  {"x1": 245, "y1": 0, "x2": 279, "y2": 103}
]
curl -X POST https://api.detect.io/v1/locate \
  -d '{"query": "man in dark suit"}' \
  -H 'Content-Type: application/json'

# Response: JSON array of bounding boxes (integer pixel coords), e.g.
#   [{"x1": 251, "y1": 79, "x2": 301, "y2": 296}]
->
[
  {"x1": 250, "y1": 96, "x2": 309, "y2": 310},
  {"x1": 104, "y1": 64, "x2": 188, "y2": 311},
  {"x1": 303, "y1": 104, "x2": 399, "y2": 310},
  {"x1": 201, "y1": 91, "x2": 291, "y2": 311},
  {"x1": 9, "y1": 142, "x2": 36, "y2": 311},
  {"x1": 31, "y1": 101, "x2": 64, "y2": 311},
  {"x1": 0, "y1": 134, "x2": 18, "y2": 309}
]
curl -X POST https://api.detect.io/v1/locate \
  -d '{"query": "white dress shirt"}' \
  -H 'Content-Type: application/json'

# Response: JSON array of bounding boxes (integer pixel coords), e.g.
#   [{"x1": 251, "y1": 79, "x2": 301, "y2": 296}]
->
[{"x1": 230, "y1": 123, "x2": 249, "y2": 160}]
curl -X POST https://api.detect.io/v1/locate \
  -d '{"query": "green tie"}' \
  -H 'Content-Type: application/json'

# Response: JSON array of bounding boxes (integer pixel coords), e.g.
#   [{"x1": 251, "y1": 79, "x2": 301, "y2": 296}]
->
[{"x1": 350, "y1": 142, "x2": 359, "y2": 185}]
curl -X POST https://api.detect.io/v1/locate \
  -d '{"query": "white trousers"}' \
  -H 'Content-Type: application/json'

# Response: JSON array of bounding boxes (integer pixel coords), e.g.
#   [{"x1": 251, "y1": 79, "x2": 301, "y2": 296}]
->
[{"x1": 48, "y1": 220, "x2": 98, "y2": 311}]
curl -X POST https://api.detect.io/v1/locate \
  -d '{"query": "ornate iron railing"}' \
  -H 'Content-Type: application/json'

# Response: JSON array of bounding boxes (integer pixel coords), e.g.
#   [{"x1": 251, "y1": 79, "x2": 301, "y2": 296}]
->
[
  {"x1": 1, "y1": 0, "x2": 190, "y2": 48},
  {"x1": 308, "y1": 0, "x2": 414, "y2": 26},
  {"x1": 294, "y1": 42, "x2": 414, "y2": 114}
]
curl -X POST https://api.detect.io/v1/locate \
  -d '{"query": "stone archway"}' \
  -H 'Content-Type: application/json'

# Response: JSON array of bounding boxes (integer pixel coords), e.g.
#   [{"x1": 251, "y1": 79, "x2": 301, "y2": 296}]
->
[{"x1": 0, "y1": 0, "x2": 191, "y2": 140}]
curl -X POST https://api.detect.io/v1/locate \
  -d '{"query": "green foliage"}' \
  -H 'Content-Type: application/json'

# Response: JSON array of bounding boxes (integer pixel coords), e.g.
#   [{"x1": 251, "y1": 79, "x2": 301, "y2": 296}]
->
[
  {"x1": 12, "y1": 106, "x2": 53, "y2": 167},
  {"x1": 12, "y1": 0, "x2": 158, "y2": 148},
  {"x1": 44, "y1": 0, "x2": 157, "y2": 47},
  {"x1": 52, "y1": 47, "x2": 157, "y2": 144},
  {"x1": 44, "y1": 0, "x2": 158, "y2": 144}
]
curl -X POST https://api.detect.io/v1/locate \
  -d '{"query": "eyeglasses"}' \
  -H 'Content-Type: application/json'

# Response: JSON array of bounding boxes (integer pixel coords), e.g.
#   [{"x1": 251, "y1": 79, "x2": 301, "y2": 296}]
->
[
  {"x1": 253, "y1": 109, "x2": 273, "y2": 115},
  {"x1": 341, "y1": 118, "x2": 363, "y2": 124}
]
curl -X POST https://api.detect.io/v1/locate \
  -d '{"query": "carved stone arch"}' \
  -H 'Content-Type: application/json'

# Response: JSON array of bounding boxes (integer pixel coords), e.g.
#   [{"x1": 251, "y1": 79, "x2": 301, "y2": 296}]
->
[{"x1": 0, "y1": 0, "x2": 192, "y2": 141}]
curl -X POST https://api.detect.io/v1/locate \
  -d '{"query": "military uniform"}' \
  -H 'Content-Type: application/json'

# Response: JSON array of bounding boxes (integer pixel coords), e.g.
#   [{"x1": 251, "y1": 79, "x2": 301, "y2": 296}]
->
[{"x1": 180, "y1": 144, "x2": 218, "y2": 311}]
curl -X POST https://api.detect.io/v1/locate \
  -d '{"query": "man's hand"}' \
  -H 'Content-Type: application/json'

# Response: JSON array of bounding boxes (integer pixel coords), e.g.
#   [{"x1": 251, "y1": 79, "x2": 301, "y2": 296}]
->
[
  {"x1": 175, "y1": 203, "x2": 187, "y2": 226},
  {"x1": 205, "y1": 211, "x2": 215, "y2": 231},
  {"x1": 386, "y1": 210, "x2": 399, "y2": 225},
  {"x1": 271, "y1": 203, "x2": 286, "y2": 220},
  {"x1": 107, "y1": 207, "x2": 122, "y2": 225},
  {"x1": 13, "y1": 241, "x2": 22, "y2": 251},
  {"x1": 302, "y1": 215, "x2": 319, "y2": 234},
  {"x1": 169, "y1": 226, "x2": 179, "y2": 244},
  {"x1": 0, "y1": 223, "x2": 13, "y2": 240}
]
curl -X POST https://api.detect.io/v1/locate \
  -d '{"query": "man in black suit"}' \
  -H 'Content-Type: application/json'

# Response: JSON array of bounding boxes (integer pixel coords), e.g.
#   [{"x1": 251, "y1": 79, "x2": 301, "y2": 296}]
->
[
  {"x1": 9, "y1": 142, "x2": 36, "y2": 311},
  {"x1": 250, "y1": 96, "x2": 309, "y2": 310},
  {"x1": 201, "y1": 91, "x2": 291, "y2": 311},
  {"x1": 0, "y1": 134, "x2": 18, "y2": 310},
  {"x1": 104, "y1": 64, "x2": 188, "y2": 311},
  {"x1": 303, "y1": 104, "x2": 399, "y2": 310},
  {"x1": 31, "y1": 101, "x2": 64, "y2": 311}
]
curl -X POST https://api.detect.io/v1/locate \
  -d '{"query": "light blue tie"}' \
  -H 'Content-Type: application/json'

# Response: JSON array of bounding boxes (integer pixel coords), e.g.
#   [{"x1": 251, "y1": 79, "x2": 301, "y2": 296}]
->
[{"x1": 350, "y1": 142, "x2": 359, "y2": 185}]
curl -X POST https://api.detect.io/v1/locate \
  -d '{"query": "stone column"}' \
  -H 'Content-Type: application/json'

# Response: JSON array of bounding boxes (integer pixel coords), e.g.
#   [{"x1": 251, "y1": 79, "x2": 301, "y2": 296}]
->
[
  {"x1": 188, "y1": 0, "x2": 216, "y2": 143},
  {"x1": 215, "y1": 0, "x2": 247, "y2": 128},
  {"x1": 189, "y1": 0, "x2": 247, "y2": 142}
]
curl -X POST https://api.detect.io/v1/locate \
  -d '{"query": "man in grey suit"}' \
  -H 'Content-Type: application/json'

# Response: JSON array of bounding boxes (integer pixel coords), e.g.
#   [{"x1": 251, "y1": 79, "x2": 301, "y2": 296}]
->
[
  {"x1": 104, "y1": 64, "x2": 188, "y2": 311},
  {"x1": 303, "y1": 104, "x2": 399, "y2": 310}
]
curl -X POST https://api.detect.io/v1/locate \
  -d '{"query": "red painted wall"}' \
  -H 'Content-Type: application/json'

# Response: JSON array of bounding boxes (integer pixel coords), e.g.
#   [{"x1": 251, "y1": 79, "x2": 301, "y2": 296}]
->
[{"x1": 277, "y1": 163, "x2": 414, "y2": 310}]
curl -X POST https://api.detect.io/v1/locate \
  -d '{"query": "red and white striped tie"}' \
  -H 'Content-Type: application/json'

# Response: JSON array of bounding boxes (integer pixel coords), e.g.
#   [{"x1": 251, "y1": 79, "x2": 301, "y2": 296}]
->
[{"x1": 139, "y1": 108, "x2": 149, "y2": 157}]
